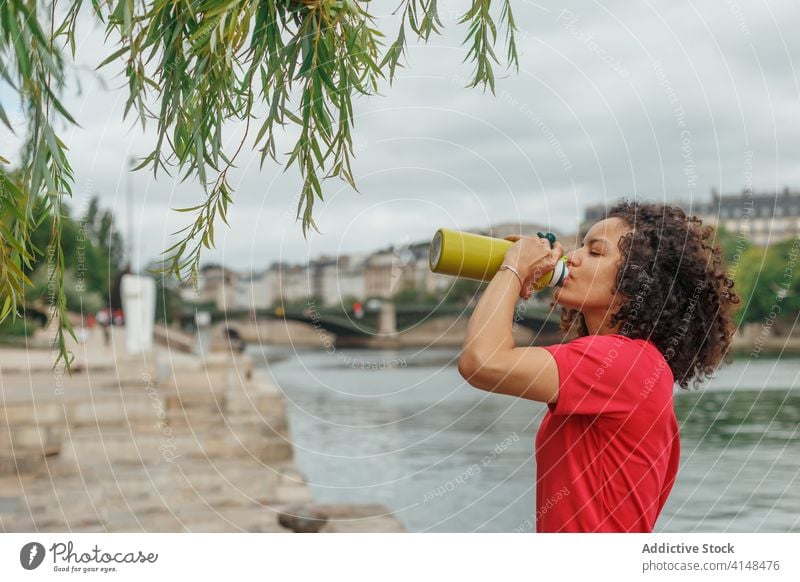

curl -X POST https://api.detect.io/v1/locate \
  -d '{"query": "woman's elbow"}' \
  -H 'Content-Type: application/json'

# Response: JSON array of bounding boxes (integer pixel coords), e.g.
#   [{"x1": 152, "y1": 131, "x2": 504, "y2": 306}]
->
[
  {"x1": 458, "y1": 352, "x2": 493, "y2": 389},
  {"x1": 458, "y1": 354, "x2": 476, "y2": 383}
]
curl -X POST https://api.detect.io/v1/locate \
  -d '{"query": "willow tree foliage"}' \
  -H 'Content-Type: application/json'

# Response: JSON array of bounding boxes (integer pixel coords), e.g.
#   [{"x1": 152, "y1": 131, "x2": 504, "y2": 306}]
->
[{"x1": 0, "y1": 0, "x2": 519, "y2": 365}]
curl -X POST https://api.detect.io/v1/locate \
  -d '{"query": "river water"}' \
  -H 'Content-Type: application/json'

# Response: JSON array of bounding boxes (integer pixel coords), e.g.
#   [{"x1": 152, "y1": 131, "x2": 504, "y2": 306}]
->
[{"x1": 250, "y1": 346, "x2": 800, "y2": 532}]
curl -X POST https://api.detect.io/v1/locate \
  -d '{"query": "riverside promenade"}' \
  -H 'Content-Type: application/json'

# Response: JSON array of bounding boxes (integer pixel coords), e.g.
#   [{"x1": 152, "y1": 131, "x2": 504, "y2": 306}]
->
[{"x1": 0, "y1": 327, "x2": 404, "y2": 533}]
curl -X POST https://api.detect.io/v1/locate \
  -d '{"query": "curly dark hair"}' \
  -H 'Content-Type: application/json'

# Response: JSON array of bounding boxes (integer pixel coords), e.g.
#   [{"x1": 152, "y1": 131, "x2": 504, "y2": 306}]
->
[{"x1": 558, "y1": 200, "x2": 740, "y2": 389}]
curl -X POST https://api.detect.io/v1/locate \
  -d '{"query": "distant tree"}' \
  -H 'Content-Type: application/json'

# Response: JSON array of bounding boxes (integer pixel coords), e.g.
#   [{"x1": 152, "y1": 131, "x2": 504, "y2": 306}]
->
[
  {"x1": 712, "y1": 223, "x2": 751, "y2": 268},
  {"x1": 154, "y1": 279, "x2": 180, "y2": 324},
  {"x1": 0, "y1": 317, "x2": 32, "y2": 338},
  {"x1": 19, "y1": 195, "x2": 122, "y2": 304},
  {"x1": 144, "y1": 259, "x2": 183, "y2": 324},
  {"x1": 733, "y1": 239, "x2": 799, "y2": 328},
  {"x1": 30, "y1": 267, "x2": 105, "y2": 315},
  {"x1": 81, "y1": 196, "x2": 125, "y2": 297}
]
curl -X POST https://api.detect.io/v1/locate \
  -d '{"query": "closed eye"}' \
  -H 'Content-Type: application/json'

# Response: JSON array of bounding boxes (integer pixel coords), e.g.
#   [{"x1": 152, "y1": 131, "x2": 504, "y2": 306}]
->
[{"x1": 580, "y1": 243, "x2": 602, "y2": 256}]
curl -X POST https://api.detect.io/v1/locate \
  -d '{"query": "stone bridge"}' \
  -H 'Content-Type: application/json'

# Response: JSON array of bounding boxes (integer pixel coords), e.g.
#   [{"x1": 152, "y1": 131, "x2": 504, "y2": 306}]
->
[{"x1": 181, "y1": 302, "x2": 563, "y2": 349}]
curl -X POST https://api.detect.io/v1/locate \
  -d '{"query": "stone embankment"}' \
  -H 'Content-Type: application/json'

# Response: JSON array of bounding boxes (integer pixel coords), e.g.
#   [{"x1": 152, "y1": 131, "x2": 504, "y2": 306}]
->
[{"x1": 0, "y1": 330, "x2": 404, "y2": 533}]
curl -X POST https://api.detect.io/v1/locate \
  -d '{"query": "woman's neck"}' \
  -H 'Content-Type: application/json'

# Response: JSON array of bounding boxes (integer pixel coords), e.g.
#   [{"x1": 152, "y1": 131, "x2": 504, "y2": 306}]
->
[{"x1": 583, "y1": 309, "x2": 622, "y2": 336}]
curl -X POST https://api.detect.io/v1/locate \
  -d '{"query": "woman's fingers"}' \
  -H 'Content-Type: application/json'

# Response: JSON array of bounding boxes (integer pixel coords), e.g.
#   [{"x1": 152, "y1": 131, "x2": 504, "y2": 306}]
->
[
  {"x1": 503, "y1": 236, "x2": 563, "y2": 295},
  {"x1": 518, "y1": 281, "x2": 529, "y2": 300},
  {"x1": 523, "y1": 283, "x2": 534, "y2": 300},
  {"x1": 518, "y1": 278, "x2": 529, "y2": 299},
  {"x1": 552, "y1": 241, "x2": 565, "y2": 262}
]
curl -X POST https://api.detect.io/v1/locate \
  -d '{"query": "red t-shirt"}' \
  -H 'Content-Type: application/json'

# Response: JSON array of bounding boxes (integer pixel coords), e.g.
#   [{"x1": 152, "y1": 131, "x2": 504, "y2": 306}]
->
[{"x1": 536, "y1": 334, "x2": 680, "y2": 532}]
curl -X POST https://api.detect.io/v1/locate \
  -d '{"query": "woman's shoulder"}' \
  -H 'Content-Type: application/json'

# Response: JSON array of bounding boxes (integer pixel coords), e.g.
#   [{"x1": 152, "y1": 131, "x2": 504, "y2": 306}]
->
[
  {"x1": 566, "y1": 334, "x2": 667, "y2": 365},
  {"x1": 555, "y1": 334, "x2": 675, "y2": 388},
  {"x1": 572, "y1": 333, "x2": 672, "y2": 386},
  {"x1": 605, "y1": 334, "x2": 673, "y2": 382}
]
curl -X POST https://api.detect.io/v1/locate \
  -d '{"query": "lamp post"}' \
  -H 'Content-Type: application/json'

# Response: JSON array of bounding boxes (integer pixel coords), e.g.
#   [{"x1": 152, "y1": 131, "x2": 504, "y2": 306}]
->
[{"x1": 126, "y1": 156, "x2": 136, "y2": 271}]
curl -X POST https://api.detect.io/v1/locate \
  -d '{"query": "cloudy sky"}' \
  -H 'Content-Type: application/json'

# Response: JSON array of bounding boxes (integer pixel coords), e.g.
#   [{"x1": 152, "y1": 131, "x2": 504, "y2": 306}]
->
[{"x1": 2, "y1": 0, "x2": 799, "y2": 271}]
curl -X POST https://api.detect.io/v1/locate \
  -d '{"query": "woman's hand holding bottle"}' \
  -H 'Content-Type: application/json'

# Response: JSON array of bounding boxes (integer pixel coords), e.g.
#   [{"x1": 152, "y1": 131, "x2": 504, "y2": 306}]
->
[{"x1": 502, "y1": 235, "x2": 565, "y2": 300}]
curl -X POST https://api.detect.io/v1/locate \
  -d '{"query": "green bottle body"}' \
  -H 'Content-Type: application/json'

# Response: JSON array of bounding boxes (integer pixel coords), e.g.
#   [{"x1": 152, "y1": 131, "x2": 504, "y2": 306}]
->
[{"x1": 429, "y1": 229, "x2": 568, "y2": 290}]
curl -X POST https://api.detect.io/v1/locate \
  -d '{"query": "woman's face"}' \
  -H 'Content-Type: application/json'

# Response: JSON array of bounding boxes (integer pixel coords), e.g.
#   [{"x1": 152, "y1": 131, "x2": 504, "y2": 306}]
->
[{"x1": 554, "y1": 217, "x2": 631, "y2": 314}]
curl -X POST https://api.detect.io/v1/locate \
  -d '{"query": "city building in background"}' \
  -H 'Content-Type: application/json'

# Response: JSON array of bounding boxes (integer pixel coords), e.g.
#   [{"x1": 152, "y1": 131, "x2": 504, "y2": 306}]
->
[
  {"x1": 583, "y1": 188, "x2": 800, "y2": 246},
  {"x1": 319, "y1": 254, "x2": 368, "y2": 307},
  {"x1": 179, "y1": 265, "x2": 238, "y2": 310},
  {"x1": 700, "y1": 189, "x2": 800, "y2": 246}
]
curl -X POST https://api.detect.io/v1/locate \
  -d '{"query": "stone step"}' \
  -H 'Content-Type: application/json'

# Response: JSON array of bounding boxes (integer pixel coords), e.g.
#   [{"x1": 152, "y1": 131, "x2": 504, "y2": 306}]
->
[
  {"x1": 199, "y1": 431, "x2": 294, "y2": 464},
  {"x1": 101, "y1": 502, "x2": 408, "y2": 533},
  {"x1": 2, "y1": 402, "x2": 65, "y2": 426},
  {"x1": 83, "y1": 492, "x2": 286, "y2": 532},
  {"x1": 1, "y1": 452, "x2": 67, "y2": 478},
  {"x1": 0, "y1": 424, "x2": 63, "y2": 452},
  {"x1": 0, "y1": 422, "x2": 64, "y2": 476},
  {"x1": 163, "y1": 377, "x2": 227, "y2": 428},
  {"x1": 101, "y1": 502, "x2": 289, "y2": 533},
  {"x1": 60, "y1": 427, "x2": 186, "y2": 466},
  {"x1": 22, "y1": 472, "x2": 283, "y2": 519},
  {"x1": 224, "y1": 387, "x2": 285, "y2": 416},
  {"x1": 0, "y1": 344, "x2": 342, "y2": 533},
  {"x1": 164, "y1": 409, "x2": 225, "y2": 431},
  {"x1": 59, "y1": 424, "x2": 294, "y2": 467},
  {"x1": 161, "y1": 371, "x2": 229, "y2": 402},
  {"x1": 164, "y1": 377, "x2": 285, "y2": 423},
  {"x1": 66, "y1": 395, "x2": 168, "y2": 429},
  {"x1": 172, "y1": 505, "x2": 290, "y2": 533},
  {"x1": 317, "y1": 504, "x2": 408, "y2": 533},
  {"x1": 19, "y1": 457, "x2": 302, "y2": 511},
  {"x1": 2, "y1": 474, "x2": 407, "y2": 533},
  {"x1": 7, "y1": 472, "x2": 293, "y2": 532}
]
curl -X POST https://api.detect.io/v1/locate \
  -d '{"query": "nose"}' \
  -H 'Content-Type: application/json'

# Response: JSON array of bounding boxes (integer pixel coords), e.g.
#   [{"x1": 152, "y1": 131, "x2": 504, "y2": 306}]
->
[{"x1": 565, "y1": 248, "x2": 580, "y2": 267}]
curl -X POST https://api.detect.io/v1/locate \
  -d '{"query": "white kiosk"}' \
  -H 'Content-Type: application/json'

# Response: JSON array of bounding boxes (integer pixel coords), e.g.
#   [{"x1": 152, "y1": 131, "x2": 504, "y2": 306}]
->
[{"x1": 121, "y1": 274, "x2": 156, "y2": 355}]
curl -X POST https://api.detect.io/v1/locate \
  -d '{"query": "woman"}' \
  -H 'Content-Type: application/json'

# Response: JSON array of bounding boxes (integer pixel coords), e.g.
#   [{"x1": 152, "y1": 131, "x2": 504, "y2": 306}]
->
[{"x1": 458, "y1": 201, "x2": 739, "y2": 532}]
